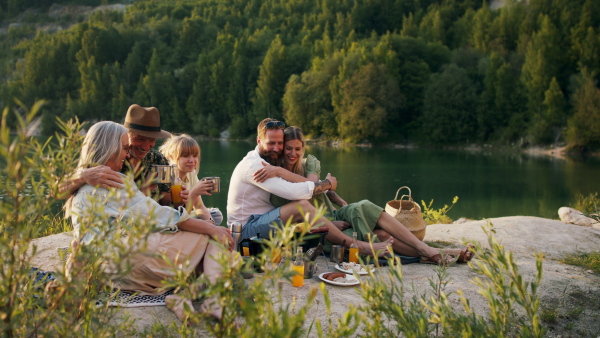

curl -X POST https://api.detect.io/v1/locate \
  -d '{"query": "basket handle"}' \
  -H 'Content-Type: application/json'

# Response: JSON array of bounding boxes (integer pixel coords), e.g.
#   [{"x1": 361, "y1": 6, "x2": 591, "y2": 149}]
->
[
  {"x1": 398, "y1": 194, "x2": 416, "y2": 211},
  {"x1": 393, "y1": 186, "x2": 412, "y2": 201}
]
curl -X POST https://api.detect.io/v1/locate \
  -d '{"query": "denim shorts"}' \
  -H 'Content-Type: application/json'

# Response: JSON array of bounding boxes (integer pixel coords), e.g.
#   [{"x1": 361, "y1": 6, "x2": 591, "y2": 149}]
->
[
  {"x1": 242, "y1": 207, "x2": 283, "y2": 239},
  {"x1": 209, "y1": 207, "x2": 223, "y2": 226}
]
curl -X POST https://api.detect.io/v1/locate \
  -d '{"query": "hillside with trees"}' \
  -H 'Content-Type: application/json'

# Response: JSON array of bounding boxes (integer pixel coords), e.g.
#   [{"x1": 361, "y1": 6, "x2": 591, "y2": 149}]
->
[{"x1": 1, "y1": 0, "x2": 599, "y2": 150}]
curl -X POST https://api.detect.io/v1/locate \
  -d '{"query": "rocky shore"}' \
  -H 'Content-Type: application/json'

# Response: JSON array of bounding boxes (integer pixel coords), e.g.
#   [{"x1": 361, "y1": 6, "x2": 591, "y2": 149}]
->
[{"x1": 31, "y1": 215, "x2": 600, "y2": 336}]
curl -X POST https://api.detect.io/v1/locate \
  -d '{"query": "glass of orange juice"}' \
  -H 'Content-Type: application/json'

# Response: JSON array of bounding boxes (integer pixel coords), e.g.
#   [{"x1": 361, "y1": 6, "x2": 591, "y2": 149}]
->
[{"x1": 170, "y1": 166, "x2": 183, "y2": 204}]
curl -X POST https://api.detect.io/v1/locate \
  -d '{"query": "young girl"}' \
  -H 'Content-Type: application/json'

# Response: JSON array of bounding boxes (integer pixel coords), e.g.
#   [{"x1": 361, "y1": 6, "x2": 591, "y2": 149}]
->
[{"x1": 159, "y1": 134, "x2": 223, "y2": 225}]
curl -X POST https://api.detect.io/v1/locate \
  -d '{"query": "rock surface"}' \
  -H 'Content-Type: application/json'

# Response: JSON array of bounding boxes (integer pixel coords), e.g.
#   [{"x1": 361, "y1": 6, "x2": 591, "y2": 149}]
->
[
  {"x1": 30, "y1": 216, "x2": 600, "y2": 336},
  {"x1": 559, "y1": 206, "x2": 600, "y2": 229}
]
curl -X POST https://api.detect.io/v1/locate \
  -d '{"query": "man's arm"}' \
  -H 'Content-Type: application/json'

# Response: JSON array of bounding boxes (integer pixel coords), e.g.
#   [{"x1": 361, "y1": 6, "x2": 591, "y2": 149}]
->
[
  {"x1": 312, "y1": 173, "x2": 337, "y2": 196},
  {"x1": 56, "y1": 166, "x2": 124, "y2": 199}
]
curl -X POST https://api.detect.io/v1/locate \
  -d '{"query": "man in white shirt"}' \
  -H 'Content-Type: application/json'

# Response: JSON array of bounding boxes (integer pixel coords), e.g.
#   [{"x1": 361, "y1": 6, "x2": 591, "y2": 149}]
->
[{"x1": 227, "y1": 118, "x2": 393, "y2": 256}]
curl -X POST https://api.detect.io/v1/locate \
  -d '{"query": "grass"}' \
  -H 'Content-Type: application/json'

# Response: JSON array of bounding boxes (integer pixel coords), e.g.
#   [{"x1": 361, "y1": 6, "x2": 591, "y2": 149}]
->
[
  {"x1": 424, "y1": 240, "x2": 455, "y2": 248},
  {"x1": 572, "y1": 192, "x2": 599, "y2": 214},
  {"x1": 540, "y1": 306, "x2": 559, "y2": 323},
  {"x1": 561, "y1": 251, "x2": 600, "y2": 274}
]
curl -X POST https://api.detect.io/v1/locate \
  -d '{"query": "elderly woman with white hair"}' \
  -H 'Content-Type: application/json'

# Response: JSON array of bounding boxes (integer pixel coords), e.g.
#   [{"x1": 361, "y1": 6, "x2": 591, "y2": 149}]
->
[{"x1": 65, "y1": 121, "x2": 233, "y2": 322}]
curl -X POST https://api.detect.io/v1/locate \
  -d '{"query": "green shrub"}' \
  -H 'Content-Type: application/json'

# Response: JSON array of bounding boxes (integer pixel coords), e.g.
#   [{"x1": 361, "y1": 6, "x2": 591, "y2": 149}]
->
[
  {"x1": 421, "y1": 196, "x2": 459, "y2": 224},
  {"x1": 0, "y1": 102, "x2": 140, "y2": 336},
  {"x1": 572, "y1": 192, "x2": 599, "y2": 214}
]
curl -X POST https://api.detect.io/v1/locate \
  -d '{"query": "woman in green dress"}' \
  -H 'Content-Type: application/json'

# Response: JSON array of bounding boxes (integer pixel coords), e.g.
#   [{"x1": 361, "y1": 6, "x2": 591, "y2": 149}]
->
[{"x1": 254, "y1": 126, "x2": 473, "y2": 265}]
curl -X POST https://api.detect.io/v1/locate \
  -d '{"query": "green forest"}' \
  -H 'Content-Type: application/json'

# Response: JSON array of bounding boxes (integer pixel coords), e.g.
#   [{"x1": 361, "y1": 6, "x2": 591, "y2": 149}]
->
[{"x1": 1, "y1": 0, "x2": 599, "y2": 149}]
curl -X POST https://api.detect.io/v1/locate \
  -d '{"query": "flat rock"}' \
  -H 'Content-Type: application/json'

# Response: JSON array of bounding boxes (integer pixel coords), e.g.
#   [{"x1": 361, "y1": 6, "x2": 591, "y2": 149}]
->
[{"x1": 30, "y1": 216, "x2": 600, "y2": 336}]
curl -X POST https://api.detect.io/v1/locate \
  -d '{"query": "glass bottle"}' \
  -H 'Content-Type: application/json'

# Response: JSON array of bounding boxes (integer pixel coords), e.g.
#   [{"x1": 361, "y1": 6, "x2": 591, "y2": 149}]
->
[
  {"x1": 349, "y1": 232, "x2": 359, "y2": 263},
  {"x1": 291, "y1": 246, "x2": 304, "y2": 287}
]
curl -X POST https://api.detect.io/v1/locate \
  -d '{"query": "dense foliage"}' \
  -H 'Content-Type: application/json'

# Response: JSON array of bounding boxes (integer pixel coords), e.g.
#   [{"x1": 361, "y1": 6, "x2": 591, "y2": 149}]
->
[{"x1": 1, "y1": 0, "x2": 599, "y2": 148}]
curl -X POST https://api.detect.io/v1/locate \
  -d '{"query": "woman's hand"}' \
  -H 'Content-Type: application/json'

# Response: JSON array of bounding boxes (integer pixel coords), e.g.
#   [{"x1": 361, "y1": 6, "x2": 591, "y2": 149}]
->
[
  {"x1": 332, "y1": 221, "x2": 351, "y2": 231},
  {"x1": 208, "y1": 225, "x2": 235, "y2": 251},
  {"x1": 190, "y1": 179, "x2": 214, "y2": 197},
  {"x1": 325, "y1": 173, "x2": 337, "y2": 191},
  {"x1": 178, "y1": 186, "x2": 189, "y2": 205},
  {"x1": 253, "y1": 161, "x2": 281, "y2": 183}
]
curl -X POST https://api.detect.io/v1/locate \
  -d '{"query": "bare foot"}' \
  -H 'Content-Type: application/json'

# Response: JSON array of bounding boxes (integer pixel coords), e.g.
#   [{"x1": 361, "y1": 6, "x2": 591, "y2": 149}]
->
[
  {"x1": 442, "y1": 245, "x2": 474, "y2": 263},
  {"x1": 199, "y1": 296, "x2": 223, "y2": 321},
  {"x1": 358, "y1": 237, "x2": 393, "y2": 257},
  {"x1": 166, "y1": 294, "x2": 196, "y2": 323},
  {"x1": 420, "y1": 252, "x2": 457, "y2": 265}
]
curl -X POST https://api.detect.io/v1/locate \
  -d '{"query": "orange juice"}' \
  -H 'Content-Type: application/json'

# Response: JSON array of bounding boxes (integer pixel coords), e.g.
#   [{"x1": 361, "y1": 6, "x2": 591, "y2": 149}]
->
[
  {"x1": 349, "y1": 247, "x2": 359, "y2": 263},
  {"x1": 171, "y1": 184, "x2": 183, "y2": 204},
  {"x1": 292, "y1": 265, "x2": 304, "y2": 287}
]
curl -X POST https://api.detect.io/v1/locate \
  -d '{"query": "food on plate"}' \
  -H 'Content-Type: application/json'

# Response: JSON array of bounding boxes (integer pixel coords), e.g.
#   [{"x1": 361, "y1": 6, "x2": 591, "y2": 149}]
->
[
  {"x1": 322, "y1": 272, "x2": 346, "y2": 281},
  {"x1": 340, "y1": 262, "x2": 374, "y2": 274},
  {"x1": 333, "y1": 276, "x2": 353, "y2": 283}
]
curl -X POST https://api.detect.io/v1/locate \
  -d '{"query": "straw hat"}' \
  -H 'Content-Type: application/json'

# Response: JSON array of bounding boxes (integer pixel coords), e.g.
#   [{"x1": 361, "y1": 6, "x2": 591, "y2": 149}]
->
[{"x1": 124, "y1": 104, "x2": 171, "y2": 139}]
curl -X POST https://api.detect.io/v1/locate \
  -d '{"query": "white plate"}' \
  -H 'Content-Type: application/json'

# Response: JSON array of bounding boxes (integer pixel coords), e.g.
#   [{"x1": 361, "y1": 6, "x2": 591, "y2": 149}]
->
[
  {"x1": 334, "y1": 264, "x2": 370, "y2": 275},
  {"x1": 318, "y1": 272, "x2": 360, "y2": 286}
]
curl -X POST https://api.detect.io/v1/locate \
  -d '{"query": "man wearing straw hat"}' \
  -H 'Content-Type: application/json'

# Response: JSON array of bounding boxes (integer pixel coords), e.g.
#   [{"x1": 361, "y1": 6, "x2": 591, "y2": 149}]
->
[{"x1": 58, "y1": 104, "x2": 184, "y2": 206}]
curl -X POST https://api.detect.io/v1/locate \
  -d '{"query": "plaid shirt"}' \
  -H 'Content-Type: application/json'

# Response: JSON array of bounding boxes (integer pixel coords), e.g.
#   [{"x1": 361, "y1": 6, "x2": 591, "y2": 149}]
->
[{"x1": 120, "y1": 148, "x2": 170, "y2": 193}]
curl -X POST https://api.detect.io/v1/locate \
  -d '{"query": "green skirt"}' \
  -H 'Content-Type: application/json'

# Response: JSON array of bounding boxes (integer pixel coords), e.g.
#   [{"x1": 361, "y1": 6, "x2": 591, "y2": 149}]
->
[{"x1": 324, "y1": 200, "x2": 383, "y2": 252}]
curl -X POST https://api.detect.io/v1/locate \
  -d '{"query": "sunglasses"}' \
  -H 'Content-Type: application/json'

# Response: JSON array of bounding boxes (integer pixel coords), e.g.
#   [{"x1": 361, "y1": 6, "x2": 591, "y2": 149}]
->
[{"x1": 265, "y1": 121, "x2": 285, "y2": 129}]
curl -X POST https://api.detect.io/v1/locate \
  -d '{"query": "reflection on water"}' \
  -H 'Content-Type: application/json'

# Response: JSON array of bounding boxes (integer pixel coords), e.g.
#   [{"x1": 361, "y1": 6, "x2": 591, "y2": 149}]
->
[{"x1": 196, "y1": 141, "x2": 600, "y2": 221}]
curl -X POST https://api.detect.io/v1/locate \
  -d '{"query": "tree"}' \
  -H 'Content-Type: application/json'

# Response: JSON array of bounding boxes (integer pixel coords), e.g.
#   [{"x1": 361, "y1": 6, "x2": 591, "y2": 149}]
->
[
  {"x1": 565, "y1": 71, "x2": 600, "y2": 150},
  {"x1": 530, "y1": 77, "x2": 566, "y2": 144},
  {"x1": 400, "y1": 13, "x2": 418, "y2": 38},
  {"x1": 283, "y1": 53, "x2": 343, "y2": 137},
  {"x1": 335, "y1": 63, "x2": 401, "y2": 142},
  {"x1": 521, "y1": 15, "x2": 561, "y2": 131},
  {"x1": 419, "y1": 8, "x2": 445, "y2": 44},
  {"x1": 251, "y1": 35, "x2": 288, "y2": 123},
  {"x1": 421, "y1": 64, "x2": 478, "y2": 144},
  {"x1": 470, "y1": 5, "x2": 493, "y2": 53}
]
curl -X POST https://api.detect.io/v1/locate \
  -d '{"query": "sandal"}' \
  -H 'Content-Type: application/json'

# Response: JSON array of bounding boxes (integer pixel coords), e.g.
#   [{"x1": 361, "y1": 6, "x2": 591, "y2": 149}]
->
[
  {"x1": 457, "y1": 245, "x2": 475, "y2": 264},
  {"x1": 420, "y1": 253, "x2": 457, "y2": 266}
]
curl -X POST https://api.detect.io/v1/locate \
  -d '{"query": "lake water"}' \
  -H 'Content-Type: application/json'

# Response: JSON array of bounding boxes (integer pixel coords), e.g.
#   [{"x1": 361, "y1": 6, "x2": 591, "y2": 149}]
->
[{"x1": 196, "y1": 140, "x2": 600, "y2": 221}]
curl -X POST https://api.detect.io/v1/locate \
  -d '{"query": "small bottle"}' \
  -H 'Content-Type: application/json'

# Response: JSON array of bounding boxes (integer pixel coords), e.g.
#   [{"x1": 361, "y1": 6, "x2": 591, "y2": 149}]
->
[
  {"x1": 291, "y1": 246, "x2": 305, "y2": 287},
  {"x1": 349, "y1": 232, "x2": 359, "y2": 263}
]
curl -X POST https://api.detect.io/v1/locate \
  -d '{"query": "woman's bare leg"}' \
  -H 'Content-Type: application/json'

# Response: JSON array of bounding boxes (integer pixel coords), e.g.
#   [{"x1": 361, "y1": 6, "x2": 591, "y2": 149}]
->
[
  {"x1": 374, "y1": 212, "x2": 439, "y2": 259},
  {"x1": 373, "y1": 229, "x2": 420, "y2": 256},
  {"x1": 280, "y1": 200, "x2": 391, "y2": 257}
]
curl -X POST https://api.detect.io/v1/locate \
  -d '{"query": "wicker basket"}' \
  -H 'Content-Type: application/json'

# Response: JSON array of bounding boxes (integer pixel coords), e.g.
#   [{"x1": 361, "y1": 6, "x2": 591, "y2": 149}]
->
[{"x1": 385, "y1": 186, "x2": 427, "y2": 240}]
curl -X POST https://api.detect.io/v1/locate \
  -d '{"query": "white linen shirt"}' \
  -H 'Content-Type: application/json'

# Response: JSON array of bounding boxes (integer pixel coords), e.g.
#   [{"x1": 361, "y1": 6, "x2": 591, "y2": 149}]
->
[
  {"x1": 227, "y1": 146, "x2": 315, "y2": 226},
  {"x1": 71, "y1": 173, "x2": 189, "y2": 244}
]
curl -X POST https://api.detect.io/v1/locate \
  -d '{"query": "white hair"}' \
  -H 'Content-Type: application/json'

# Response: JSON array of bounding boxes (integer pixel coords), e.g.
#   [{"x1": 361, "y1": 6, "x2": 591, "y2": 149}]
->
[
  {"x1": 65, "y1": 121, "x2": 127, "y2": 218},
  {"x1": 78, "y1": 121, "x2": 128, "y2": 169}
]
